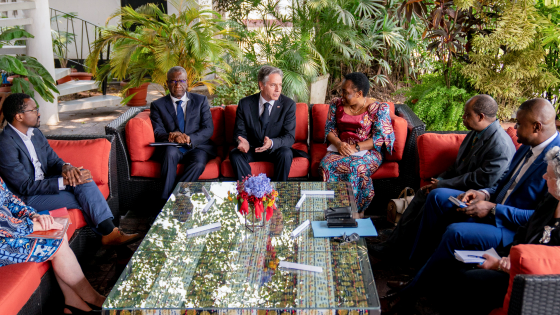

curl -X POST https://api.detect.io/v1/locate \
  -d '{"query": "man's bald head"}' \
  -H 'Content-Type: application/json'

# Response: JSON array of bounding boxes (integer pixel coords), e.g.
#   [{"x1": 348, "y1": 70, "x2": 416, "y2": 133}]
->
[{"x1": 515, "y1": 98, "x2": 557, "y2": 146}]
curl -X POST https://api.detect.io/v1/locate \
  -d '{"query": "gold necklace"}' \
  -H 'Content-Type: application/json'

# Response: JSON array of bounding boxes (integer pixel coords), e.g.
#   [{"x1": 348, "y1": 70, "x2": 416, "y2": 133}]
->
[{"x1": 350, "y1": 98, "x2": 367, "y2": 114}]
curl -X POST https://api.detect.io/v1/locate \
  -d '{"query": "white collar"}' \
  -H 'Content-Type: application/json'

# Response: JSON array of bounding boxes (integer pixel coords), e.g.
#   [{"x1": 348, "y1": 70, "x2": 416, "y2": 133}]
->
[
  {"x1": 259, "y1": 94, "x2": 276, "y2": 107},
  {"x1": 8, "y1": 123, "x2": 33, "y2": 140},
  {"x1": 531, "y1": 132, "x2": 558, "y2": 157},
  {"x1": 170, "y1": 93, "x2": 189, "y2": 106}
]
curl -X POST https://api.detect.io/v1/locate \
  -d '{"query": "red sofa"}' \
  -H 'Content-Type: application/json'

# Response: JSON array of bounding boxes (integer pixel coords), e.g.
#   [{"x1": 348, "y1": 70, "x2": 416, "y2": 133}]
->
[
  {"x1": 106, "y1": 103, "x2": 425, "y2": 213},
  {"x1": 0, "y1": 135, "x2": 118, "y2": 315},
  {"x1": 417, "y1": 128, "x2": 560, "y2": 313}
]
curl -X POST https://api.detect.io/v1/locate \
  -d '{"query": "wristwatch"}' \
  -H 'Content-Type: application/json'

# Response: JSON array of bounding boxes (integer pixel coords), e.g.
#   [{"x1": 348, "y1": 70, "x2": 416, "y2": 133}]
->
[{"x1": 355, "y1": 143, "x2": 360, "y2": 151}]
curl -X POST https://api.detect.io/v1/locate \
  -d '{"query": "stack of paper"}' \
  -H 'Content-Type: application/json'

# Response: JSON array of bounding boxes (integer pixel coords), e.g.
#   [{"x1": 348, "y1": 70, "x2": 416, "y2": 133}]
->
[{"x1": 454, "y1": 248, "x2": 500, "y2": 263}]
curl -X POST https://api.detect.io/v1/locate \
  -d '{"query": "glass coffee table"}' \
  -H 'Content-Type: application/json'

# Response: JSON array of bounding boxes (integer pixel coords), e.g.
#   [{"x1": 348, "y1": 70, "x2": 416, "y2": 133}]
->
[{"x1": 103, "y1": 182, "x2": 380, "y2": 315}]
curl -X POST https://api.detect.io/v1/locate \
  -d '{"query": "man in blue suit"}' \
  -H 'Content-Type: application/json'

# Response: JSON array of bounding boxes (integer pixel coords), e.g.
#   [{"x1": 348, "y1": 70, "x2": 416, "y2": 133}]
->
[
  {"x1": 150, "y1": 66, "x2": 216, "y2": 200},
  {"x1": 385, "y1": 98, "x2": 560, "y2": 312},
  {"x1": 0, "y1": 93, "x2": 140, "y2": 246}
]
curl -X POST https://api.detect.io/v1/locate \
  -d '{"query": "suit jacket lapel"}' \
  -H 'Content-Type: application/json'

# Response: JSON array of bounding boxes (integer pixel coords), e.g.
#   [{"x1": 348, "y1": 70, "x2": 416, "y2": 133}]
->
[
  {"x1": 250, "y1": 94, "x2": 262, "y2": 138},
  {"x1": 456, "y1": 131, "x2": 475, "y2": 163},
  {"x1": 164, "y1": 94, "x2": 180, "y2": 129},
  {"x1": 5, "y1": 126, "x2": 32, "y2": 164},
  {"x1": 514, "y1": 133, "x2": 560, "y2": 194},
  {"x1": 184, "y1": 92, "x2": 193, "y2": 124},
  {"x1": 469, "y1": 122, "x2": 500, "y2": 157}
]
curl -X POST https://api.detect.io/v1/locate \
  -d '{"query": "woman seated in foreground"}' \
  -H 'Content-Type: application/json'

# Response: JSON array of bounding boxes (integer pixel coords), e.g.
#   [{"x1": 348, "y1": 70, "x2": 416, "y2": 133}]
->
[
  {"x1": 0, "y1": 177, "x2": 105, "y2": 314},
  {"x1": 319, "y1": 72, "x2": 395, "y2": 213},
  {"x1": 448, "y1": 146, "x2": 560, "y2": 314}
]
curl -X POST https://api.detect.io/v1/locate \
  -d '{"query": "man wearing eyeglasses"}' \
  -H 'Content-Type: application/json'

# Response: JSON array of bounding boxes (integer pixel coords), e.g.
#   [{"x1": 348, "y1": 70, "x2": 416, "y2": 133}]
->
[
  {"x1": 0, "y1": 93, "x2": 141, "y2": 246},
  {"x1": 150, "y1": 66, "x2": 216, "y2": 201}
]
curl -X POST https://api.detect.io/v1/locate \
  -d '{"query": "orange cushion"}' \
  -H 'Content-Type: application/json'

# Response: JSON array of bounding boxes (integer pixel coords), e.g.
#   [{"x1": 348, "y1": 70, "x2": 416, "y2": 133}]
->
[
  {"x1": 48, "y1": 138, "x2": 111, "y2": 191},
  {"x1": 490, "y1": 245, "x2": 560, "y2": 315},
  {"x1": 505, "y1": 126, "x2": 522, "y2": 150},
  {"x1": 417, "y1": 133, "x2": 467, "y2": 187},
  {"x1": 0, "y1": 208, "x2": 86, "y2": 315},
  {"x1": 130, "y1": 157, "x2": 221, "y2": 180},
  {"x1": 125, "y1": 111, "x2": 156, "y2": 162},
  {"x1": 385, "y1": 114, "x2": 407, "y2": 162}
]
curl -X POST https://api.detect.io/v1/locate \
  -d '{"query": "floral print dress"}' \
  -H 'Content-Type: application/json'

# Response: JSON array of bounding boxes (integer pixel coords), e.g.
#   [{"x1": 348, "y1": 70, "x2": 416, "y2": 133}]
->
[
  {"x1": 319, "y1": 98, "x2": 395, "y2": 212},
  {"x1": 0, "y1": 178, "x2": 62, "y2": 267}
]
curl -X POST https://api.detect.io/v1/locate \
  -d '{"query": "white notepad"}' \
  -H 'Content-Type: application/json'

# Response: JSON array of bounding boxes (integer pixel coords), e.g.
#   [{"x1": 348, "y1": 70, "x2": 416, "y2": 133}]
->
[
  {"x1": 186, "y1": 222, "x2": 221, "y2": 236},
  {"x1": 327, "y1": 144, "x2": 368, "y2": 157},
  {"x1": 279, "y1": 261, "x2": 323, "y2": 273},
  {"x1": 454, "y1": 248, "x2": 500, "y2": 263}
]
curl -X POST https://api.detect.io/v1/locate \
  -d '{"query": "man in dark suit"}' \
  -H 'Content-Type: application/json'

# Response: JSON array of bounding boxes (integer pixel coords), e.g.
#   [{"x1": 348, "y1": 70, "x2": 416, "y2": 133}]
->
[
  {"x1": 370, "y1": 95, "x2": 516, "y2": 262},
  {"x1": 150, "y1": 66, "x2": 216, "y2": 200},
  {"x1": 0, "y1": 93, "x2": 140, "y2": 246},
  {"x1": 230, "y1": 65, "x2": 303, "y2": 181},
  {"x1": 387, "y1": 99, "x2": 560, "y2": 312}
]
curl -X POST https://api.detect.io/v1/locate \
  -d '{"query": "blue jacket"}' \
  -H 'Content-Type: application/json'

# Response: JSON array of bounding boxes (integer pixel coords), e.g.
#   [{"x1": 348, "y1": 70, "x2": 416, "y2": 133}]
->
[
  {"x1": 0, "y1": 126, "x2": 65, "y2": 197},
  {"x1": 487, "y1": 133, "x2": 560, "y2": 245}
]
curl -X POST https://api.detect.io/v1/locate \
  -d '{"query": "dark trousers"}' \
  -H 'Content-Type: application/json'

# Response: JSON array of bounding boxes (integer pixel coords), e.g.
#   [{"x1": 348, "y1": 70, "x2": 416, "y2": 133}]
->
[
  {"x1": 24, "y1": 180, "x2": 114, "y2": 235},
  {"x1": 383, "y1": 189, "x2": 428, "y2": 260},
  {"x1": 156, "y1": 146, "x2": 211, "y2": 199},
  {"x1": 229, "y1": 147, "x2": 293, "y2": 181}
]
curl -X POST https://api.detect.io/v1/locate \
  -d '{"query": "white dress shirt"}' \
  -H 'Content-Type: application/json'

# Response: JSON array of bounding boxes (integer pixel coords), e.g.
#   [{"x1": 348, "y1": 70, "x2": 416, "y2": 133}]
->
[
  {"x1": 170, "y1": 93, "x2": 189, "y2": 117},
  {"x1": 9, "y1": 123, "x2": 66, "y2": 189},
  {"x1": 483, "y1": 132, "x2": 558, "y2": 203},
  {"x1": 258, "y1": 94, "x2": 275, "y2": 149}
]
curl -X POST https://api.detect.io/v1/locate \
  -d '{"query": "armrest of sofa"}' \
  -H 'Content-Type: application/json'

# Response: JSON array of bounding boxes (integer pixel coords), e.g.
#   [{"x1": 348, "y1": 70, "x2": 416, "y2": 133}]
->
[
  {"x1": 394, "y1": 104, "x2": 425, "y2": 190},
  {"x1": 105, "y1": 106, "x2": 149, "y2": 183},
  {"x1": 45, "y1": 134, "x2": 119, "y2": 222},
  {"x1": 491, "y1": 244, "x2": 560, "y2": 315}
]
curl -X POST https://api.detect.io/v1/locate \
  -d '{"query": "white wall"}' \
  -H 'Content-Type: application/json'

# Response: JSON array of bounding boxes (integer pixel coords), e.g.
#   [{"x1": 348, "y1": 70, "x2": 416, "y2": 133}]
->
[{"x1": 49, "y1": 0, "x2": 120, "y2": 60}]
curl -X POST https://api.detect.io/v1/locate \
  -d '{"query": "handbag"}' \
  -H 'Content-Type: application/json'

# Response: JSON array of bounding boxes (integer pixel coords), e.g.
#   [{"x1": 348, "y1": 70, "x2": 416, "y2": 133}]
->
[{"x1": 387, "y1": 187, "x2": 414, "y2": 225}]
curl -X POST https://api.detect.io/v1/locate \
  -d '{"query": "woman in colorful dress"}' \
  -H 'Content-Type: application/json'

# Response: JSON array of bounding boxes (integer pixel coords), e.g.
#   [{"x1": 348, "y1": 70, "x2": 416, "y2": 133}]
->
[
  {"x1": 0, "y1": 177, "x2": 105, "y2": 314},
  {"x1": 319, "y1": 72, "x2": 395, "y2": 213}
]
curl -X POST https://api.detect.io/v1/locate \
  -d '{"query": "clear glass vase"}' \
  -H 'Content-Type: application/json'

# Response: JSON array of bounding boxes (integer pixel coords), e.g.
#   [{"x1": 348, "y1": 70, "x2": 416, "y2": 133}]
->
[{"x1": 245, "y1": 203, "x2": 265, "y2": 232}]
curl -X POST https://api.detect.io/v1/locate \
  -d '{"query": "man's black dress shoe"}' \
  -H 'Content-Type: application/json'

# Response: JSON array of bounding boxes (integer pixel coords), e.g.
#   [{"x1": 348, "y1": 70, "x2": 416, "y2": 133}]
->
[
  {"x1": 366, "y1": 242, "x2": 391, "y2": 258},
  {"x1": 387, "y1": 279, "x2": 412, "y2": 290}
]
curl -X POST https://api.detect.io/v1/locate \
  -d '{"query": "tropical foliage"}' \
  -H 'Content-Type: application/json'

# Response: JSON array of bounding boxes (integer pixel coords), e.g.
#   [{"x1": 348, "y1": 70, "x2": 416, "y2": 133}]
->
[
  {"x1": 86, "y1": 0, "x2": 240, "y2": 98},
  {"x1": 0, "y1": 28, "x2": 59, "y2": 103}
]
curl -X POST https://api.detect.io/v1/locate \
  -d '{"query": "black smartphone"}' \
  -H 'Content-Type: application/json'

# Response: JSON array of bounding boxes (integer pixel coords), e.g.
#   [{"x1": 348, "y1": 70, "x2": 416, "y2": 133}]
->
[
  {"x1": 327, "y1": 218, "x2": 358, "y2": 228},
  {"x1": 324, "y1": 206, "x2": 352, "y2": 219}
]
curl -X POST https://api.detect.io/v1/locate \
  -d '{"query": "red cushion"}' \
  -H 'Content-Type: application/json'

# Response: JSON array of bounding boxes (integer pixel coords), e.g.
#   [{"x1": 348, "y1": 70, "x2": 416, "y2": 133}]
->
[
  {"x1": 295, "y1": 103, "x2": 308, "y2": 143},
  {"x1": 0, "y1": 208, "x2": 86, "y2": 315},
  {"x1": 371, "y1": 162, "x2": 399, "y2": 179},
  {"x1": 417, "y1": 133, "x2": 467, "y2": 187},
  {"x1": 505, "y1": 126, "x2": 522, "y2": 150},
  {"x1": 209, "y1": 107, "x2": 225, "y2": 147},
  {"x1": 385, "y1": 114, "x2": 407, "y2": 162},
  {"x1": 125, "y1": 111, "x2": 156, "y2": 162},
  {"x1": 490, "y1": 245, "x2": 560, "y2": 315},
  {"x1": 130, "y1": 157, "x2": 221, "y2": 180},
  {"x1": 312, "y1": 104, "x2": 329, "y2": 143},
  {"x1": 224, "y1": 105, "x2": 238, "y2": 146},
  {"x1": 48, "y1": 139, "x2": 111, "y2": 199}
]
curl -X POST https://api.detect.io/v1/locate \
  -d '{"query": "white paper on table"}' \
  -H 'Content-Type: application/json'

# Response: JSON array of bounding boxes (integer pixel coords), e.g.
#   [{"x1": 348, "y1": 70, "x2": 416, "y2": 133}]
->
[
  {"x1": 295, "y1": 194, "x2": 306, "y2": 210},
  {"x1": 327, "y1": 144, "x2": 368, "y2": 157},
  {"x1": 291, "y1": 219, "x2": 310, "y2": 238},
  {"x1": 300, "y1": 190, "x2": 334, "y2": 196},
  {"x1": 454, "y1": 248, "x2": 501, "y2": 263},
  {"x1": 202, "y1": 198, "x2": 215, "y2": 213},
  {"x1": 186, "y1": 222, "x2": 221, "y2": 236},
  {"x1": 279, "y1": 261, "x2": 323, "y2": 273}
]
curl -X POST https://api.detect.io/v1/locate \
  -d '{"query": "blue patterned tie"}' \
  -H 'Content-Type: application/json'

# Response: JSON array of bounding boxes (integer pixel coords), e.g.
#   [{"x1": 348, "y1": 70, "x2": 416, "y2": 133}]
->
[
  {"x1": 176, "y1": 100, "x2": 187, "y2": 153},
  {"x1": 260, "y1": 102, "x2": 271, "y2": 130},
  {"x1": 495, "y1": 150, "x2": 533, "y2": 204}
]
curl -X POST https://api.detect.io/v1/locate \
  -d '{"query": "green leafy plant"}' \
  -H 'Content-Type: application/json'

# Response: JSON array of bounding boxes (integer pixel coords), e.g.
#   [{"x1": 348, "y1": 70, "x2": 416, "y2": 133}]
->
[
  {"x1": 212, "y1": 56, "x2": 259, "y2": 105},
  {"x1": 86, "y1": 0, "x2": 240, "y2": 101},
  {"x1": 405, "y1": 65, "x2": 476, "y2": 131},
  {"x1": 51, "y1": 12, "x2": 77, "y2": 69},
  {"x1": 0, "y1": 28, "x2": 59, "y2": 103}
]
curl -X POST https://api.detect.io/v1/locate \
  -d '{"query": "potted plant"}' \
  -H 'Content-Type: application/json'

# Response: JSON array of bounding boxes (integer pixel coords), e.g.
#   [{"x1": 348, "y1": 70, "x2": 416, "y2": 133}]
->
[
  {"x1": 0, "y1": 27, "x2": 59, "y2": 103},
  {"x1": 86, "y1": 0, "x2": 240, "y2": 106}
]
